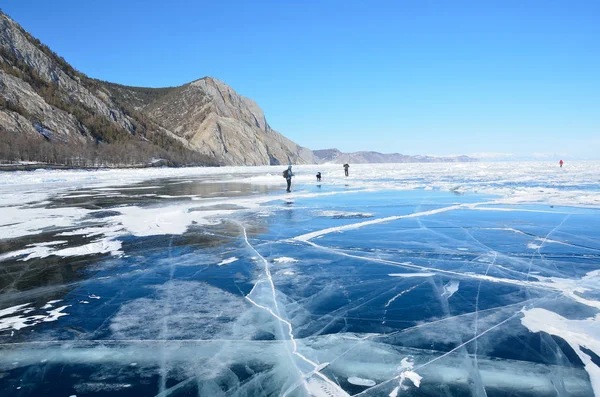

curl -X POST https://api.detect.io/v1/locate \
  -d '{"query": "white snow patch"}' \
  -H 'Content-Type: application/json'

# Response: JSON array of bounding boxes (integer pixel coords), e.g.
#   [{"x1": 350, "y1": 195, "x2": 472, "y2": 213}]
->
[
  {"x1": 31, "y1": 240, "x2": 69, "y2": 247},
  {"x1": 389, "y1": 273, "x2": 434, "y2": 278},
  {"x1": 273, "y1": 257, "x2": 298, "y2": 264},
  {"x1": 396, "y1": 356, "x2": 422, "y2": 390},
  {"x1": 0, "y1": 303, "x2": 32, "y2": 318},
  {"x1": 0, "y1": 305, "x2": 70, "y2": 331},
  {"x1": 441, "y1": 280, "x2": 460, "y2": 298},
  {"x1": 347, "y1": 377, "x2": 376, "y2": 386},
  {"x1": 315, "y1": 210, "x2": 374, "y2": 219},
  {"x1": 403, "y1": 371, "x2": 423, "y2": 388},
  {"x1": 0, "y1": 238, "x2": 121, "y2": 261},
  {"x1": 0, "y1": 205, "x2": 91, "y2": 240},
  {"x1": 0, "y1": 245, "x2": 54, "y2": 262},
  {"x1": 217, "y1": 257, "x2": 239, "y2": 266},
  {"x1": 41, "y1": 300, "x2": 61, "y2": 310},
  {"x1": 399, "y1": 356, "x2": 414, "y2": 371},
  {"x1": 54, "y1": 239, "x2": 122, "y2": 257}
]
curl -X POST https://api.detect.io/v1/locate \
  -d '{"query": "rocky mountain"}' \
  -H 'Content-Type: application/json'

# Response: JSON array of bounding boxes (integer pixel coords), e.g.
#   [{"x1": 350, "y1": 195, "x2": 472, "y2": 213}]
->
[
  {"x1": 102, "y1": 79, "x2": 316, "y2": 166},
  {"x1": 314, "y1": 149, "x2": 477, "y2": 164},
  {"x1": 0, "y1": 11, "x2": 315, "y2": 166}
]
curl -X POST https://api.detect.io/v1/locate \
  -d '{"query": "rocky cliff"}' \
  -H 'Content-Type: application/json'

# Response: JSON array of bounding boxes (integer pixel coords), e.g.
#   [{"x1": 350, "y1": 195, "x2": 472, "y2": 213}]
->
[
  {"x1": 103, "y1": 78, "x2": 317, "y2": 166},
  {"x1": 314, "y1": 149, "x2": 477, "y2": 164},
  {"x1": 0, "y1": 11, "x2": 314, "y2": 166}
]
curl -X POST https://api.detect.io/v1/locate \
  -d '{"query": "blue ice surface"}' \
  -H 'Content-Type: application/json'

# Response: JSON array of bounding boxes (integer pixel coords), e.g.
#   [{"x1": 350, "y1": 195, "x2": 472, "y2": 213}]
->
[{"x1": 1, "y1": 186, "x2": 599, "y2": 396}]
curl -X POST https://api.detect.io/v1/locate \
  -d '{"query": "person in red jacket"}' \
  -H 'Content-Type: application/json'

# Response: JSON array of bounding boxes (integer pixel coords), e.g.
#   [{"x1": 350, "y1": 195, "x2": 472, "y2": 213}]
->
[{"x1": 559, "y1": 160, "x2": 564, "y2": 168}]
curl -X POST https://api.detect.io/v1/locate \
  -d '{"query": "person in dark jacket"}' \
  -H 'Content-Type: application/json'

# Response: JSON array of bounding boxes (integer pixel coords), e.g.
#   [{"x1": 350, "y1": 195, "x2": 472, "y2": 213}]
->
[
  {"x1": 343, "y1": 163, "x2": 350, "y2": 177},
  {"x1": 283, "y1": 165, "x2": 294, "y2": 192},
  {"x1": 316, "y1": 172, "x2": 321, "y2": 182}
]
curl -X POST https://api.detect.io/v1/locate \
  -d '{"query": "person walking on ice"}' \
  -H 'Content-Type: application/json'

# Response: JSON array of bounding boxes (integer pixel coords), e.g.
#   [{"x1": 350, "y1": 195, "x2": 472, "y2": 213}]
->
[
  {"x1": 316, "y1": 172, "x2": 322, "y2": 182},
  {"x1": 559, "y1": 159, "x2": 564, "y2": 168},
  {"x1": 343, "y1": 163, "x2": 350, "y2": 177},
  {"x1": 283, "y1": 165, "x2": 294, "y2": 192}
]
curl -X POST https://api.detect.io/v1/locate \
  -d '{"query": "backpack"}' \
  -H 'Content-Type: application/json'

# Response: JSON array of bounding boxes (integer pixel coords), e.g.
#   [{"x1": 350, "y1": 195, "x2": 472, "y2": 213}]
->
[{"x1": 283, "y1": 169, "x2": 289, "y2": 178}]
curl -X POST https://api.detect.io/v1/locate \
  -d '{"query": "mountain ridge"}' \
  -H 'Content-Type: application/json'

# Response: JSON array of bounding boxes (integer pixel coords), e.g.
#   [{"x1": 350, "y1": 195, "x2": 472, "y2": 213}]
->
[{"x1": 314, "y1": 148, "x2": 476, "y2": 164}]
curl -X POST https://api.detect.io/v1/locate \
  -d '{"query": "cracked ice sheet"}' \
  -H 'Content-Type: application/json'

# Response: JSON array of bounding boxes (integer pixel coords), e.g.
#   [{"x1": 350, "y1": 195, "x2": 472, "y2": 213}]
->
[
  {"x1": 521, "y1": 308, "x2": 600, "y2": 396},
  {"x1": 1, "y1": 166, "x2": 600, "y2": 396},
  {"x1": 0, "y1": 332, "x2": 594, "y2": 396}
]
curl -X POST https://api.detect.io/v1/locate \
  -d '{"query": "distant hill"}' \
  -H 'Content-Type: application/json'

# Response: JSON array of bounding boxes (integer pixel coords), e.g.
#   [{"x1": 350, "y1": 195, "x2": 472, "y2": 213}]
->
[{"x1": 314, "y1": 149, "x2": 477, "y2": 164}]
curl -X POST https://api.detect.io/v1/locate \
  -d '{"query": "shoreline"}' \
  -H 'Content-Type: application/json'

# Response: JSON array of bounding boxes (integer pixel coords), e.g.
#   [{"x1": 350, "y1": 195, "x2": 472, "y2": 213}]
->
[{"x1": 0, "y1": 163, "x2": 211, "y2": 172}]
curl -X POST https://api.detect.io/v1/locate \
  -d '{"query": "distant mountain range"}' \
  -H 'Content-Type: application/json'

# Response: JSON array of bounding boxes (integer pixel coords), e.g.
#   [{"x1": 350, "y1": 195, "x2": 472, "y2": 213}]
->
[
  {"x1": 0, "y1": 11, "x2": 474, "y2": 167},
  {"x1": 313, "y1": 149, "x2": 476, "y2": 164}
]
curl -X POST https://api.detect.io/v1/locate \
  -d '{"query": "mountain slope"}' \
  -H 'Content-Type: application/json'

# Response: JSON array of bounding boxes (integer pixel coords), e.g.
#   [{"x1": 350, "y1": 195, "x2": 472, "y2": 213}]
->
[
  {"x1": 0, "y1": 11, "x2": 314, "y2": 166},
  {"x1": 102, "y1": 78, "x2": 316, "y2": 166},
  {"x1": 314, "y1": 149, "x2": 477, "y2": 164}
]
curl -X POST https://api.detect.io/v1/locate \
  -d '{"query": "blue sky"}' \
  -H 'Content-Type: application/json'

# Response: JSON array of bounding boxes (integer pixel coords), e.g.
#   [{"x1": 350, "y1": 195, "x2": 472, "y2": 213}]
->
[{"x1": 3, "y1": 0, "x2": 599, "y2": 159}]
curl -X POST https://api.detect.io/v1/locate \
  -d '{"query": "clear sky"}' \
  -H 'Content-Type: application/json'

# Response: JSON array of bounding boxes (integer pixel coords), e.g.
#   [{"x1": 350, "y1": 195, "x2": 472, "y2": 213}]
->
[{"x1": 2, "y1": 0, "x2": 599, "y2": 159}]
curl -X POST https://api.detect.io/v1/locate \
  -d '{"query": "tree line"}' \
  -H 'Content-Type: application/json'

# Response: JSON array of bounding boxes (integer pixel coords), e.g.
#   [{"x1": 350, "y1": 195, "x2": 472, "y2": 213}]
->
[
  {"x1": 0, "y1": 43, "x2": 219, "y2": 168},
  {"x1": 0, "y1": 129, "x2": 219, "y2": 168}
]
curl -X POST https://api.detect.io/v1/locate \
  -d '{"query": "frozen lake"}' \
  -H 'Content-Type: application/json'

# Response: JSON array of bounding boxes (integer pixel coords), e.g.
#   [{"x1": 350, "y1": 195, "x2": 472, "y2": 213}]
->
[{"x1": 0, "y1": 162, "x2": 599, "y2": 397}]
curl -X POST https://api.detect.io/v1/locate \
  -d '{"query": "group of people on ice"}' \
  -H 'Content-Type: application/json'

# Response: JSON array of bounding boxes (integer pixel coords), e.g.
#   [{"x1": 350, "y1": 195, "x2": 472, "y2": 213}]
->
[
  {"x1": 283, "y1": 163, "x2": 350, "y2": 192},
  {"x1": 283, "y1": 160, "x2": 566, "y2": 193}
]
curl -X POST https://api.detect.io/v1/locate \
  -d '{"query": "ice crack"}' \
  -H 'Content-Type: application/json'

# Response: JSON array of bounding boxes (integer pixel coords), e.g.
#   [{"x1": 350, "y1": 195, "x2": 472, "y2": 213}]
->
[{"x1": 238, "y1": 222, "x2": 348, "y2": 396}]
